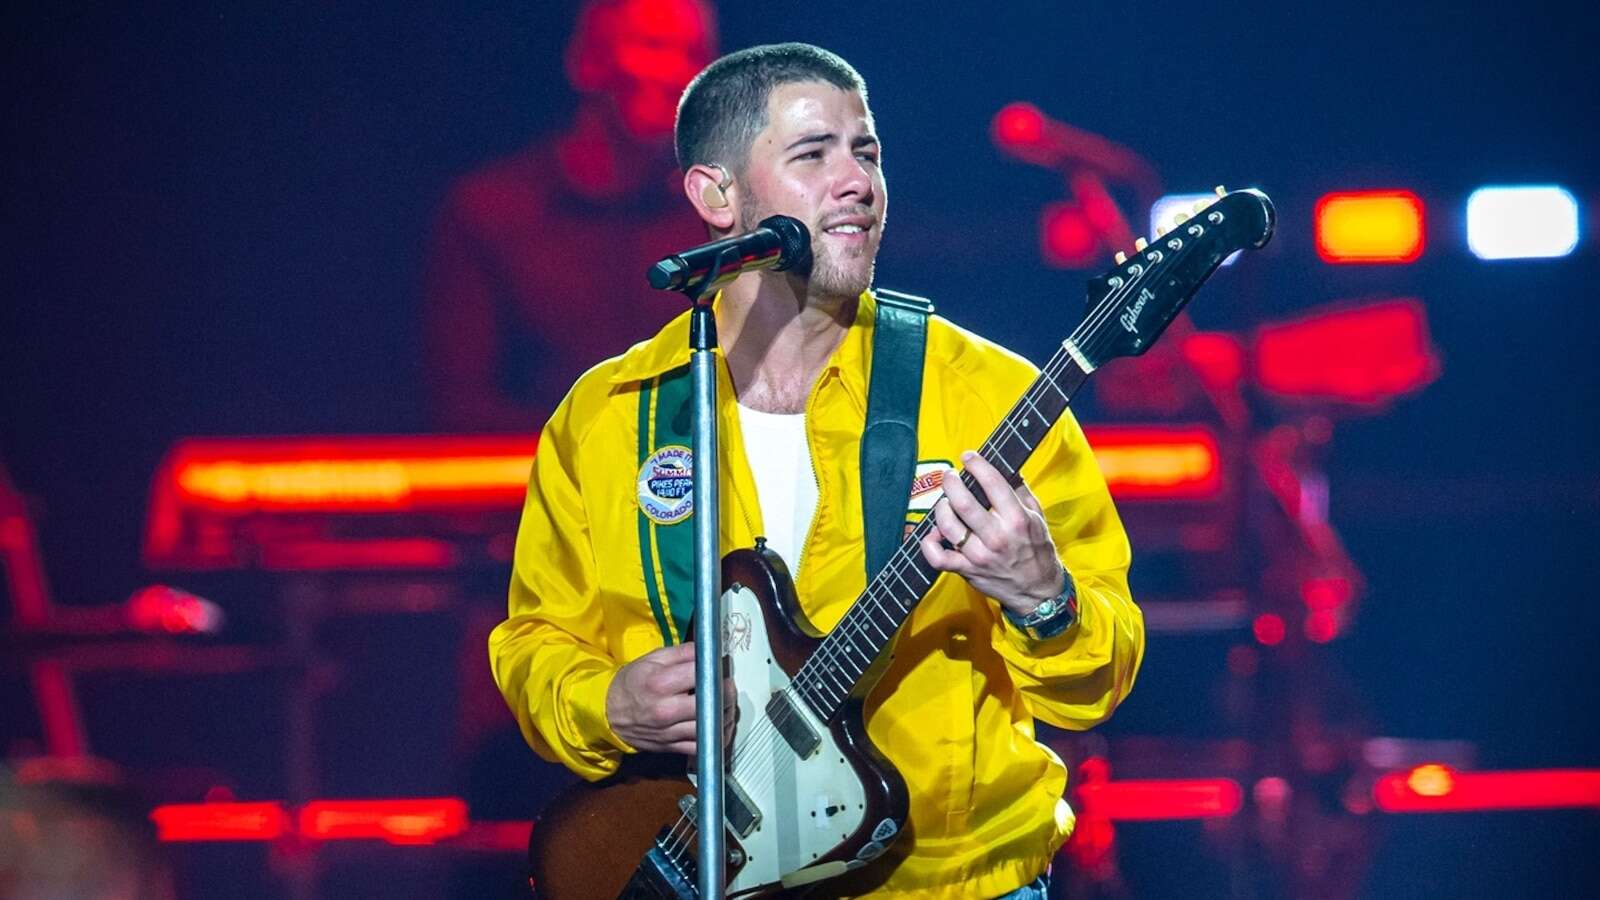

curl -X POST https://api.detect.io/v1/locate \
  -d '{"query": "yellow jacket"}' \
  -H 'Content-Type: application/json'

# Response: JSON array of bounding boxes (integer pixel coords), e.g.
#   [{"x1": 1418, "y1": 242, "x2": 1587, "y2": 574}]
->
[{"x1": 490, "y1": 291, "x2": 1144, "y2": 897}]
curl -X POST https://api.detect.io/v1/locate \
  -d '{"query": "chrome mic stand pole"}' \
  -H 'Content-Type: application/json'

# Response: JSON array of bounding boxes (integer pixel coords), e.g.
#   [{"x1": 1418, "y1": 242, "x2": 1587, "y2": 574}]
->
[{"x1": 683, "y1": 250, "x2": 739, "y2": 899}]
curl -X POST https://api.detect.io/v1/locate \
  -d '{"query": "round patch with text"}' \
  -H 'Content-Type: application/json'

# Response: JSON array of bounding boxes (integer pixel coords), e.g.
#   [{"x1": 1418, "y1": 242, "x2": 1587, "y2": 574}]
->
[{"x1": 637, "y1": 445, "x2": 694, "y2": 524}]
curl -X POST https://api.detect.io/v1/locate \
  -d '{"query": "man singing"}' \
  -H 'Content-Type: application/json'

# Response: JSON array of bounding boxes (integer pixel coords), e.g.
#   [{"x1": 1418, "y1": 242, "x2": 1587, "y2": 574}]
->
[{"x1": 491, "y1": 42, "x2": 1144, "y2": 897}]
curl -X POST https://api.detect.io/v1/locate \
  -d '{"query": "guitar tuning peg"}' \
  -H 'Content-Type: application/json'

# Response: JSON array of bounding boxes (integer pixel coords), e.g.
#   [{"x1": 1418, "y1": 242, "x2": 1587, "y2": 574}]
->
[
  {"x1": 1214, "y1": 184, "x2": 1227, "y2": 196},
  {"x1": 1170, "y1": 213, "x2": 1188, "y2": 231},
  {"x1": 1114, "y1": 251, "x2": 1128, "y2": 265},
  {"x1": 1192, "y1": 199, "x2": 1210, "y2": 215},
  {"x1": 1134, "y1": 237, "x2": 1148, "y2": 252}
]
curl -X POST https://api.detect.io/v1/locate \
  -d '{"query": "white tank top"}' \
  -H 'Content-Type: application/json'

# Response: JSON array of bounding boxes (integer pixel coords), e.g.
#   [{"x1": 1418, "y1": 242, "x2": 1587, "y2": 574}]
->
[{"x1": 736, "y1": 404, "x2": 819, "y2": 577}]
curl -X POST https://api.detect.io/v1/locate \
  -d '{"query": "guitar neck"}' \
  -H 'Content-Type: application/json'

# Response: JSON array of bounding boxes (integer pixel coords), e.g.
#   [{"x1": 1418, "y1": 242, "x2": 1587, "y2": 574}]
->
[{"x1": 790, "y1": 341, "x2": 1095, "y2": 722}]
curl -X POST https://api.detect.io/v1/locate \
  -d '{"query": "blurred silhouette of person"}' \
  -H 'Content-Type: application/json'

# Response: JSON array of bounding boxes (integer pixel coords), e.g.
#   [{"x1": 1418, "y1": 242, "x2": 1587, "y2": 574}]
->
[
  {"x1": 428, "y1": 5, "x2": 716, "y2": 895},
  {"x1": 423, "y1": 0, "x2": 718, "y2": 433}
]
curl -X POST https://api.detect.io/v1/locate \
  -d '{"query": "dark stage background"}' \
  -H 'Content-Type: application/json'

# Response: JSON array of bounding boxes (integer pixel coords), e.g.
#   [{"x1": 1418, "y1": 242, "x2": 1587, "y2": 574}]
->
[{"x1": 4, "y1": 2, "x2": 1598, "y2": 897}]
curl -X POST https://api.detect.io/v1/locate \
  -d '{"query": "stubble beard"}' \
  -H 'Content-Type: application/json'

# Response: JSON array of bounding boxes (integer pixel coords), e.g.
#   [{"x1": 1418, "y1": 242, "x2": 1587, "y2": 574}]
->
[{"x1": 739, "y1": 199, "x2": 880, "y2": 305}]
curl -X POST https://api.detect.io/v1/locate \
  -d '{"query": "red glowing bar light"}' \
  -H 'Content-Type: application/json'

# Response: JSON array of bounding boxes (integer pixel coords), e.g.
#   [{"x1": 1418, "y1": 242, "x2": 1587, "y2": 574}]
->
[
  {"x1": 151, "y1": 802, "x2": 290, "y2": 842},
  {"x1": 1374, "y1": 765, "x2": 1600, "y2": 813},
  {"x1": 1315, "y1": 190, "x2": 1426, "y2": 263},
  {"x1": 1078, "y1": 778, "x2": 1244, "y2": 821},
  {"x1": 1083, "y1": 426, "x2": 1222, "y2": 500},
  {"x1": 299, "y1": 798, "x2": 469, "y2": 845},
  {"x1": 156, "y1": 436, "x2": 536, "y2": 513},
  {"x1": 144, "y1": 435, "x2": 538, "y2": 567},
  {"x1": 1254, "y1": 299, "x2": 1439, "y2": 405}
]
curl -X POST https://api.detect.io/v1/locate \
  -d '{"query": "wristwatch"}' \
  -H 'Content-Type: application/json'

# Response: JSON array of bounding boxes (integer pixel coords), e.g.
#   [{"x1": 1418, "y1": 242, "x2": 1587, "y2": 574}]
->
[{"x1": 1003, "y1": 570, "x2": 1079, "y2": 641}]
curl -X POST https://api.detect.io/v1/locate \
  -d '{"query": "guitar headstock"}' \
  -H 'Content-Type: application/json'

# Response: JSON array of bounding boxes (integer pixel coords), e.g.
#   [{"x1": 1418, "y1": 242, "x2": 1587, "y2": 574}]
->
[{"x1": 1076, "y1": 187, "x2": 1275, "y2": 368}]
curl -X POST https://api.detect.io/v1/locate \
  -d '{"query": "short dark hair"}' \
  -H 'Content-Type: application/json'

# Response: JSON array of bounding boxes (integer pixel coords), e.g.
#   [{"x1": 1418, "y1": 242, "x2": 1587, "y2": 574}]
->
[{"x1": 674, "y1": 42, "x2": 867, "y2": 173}]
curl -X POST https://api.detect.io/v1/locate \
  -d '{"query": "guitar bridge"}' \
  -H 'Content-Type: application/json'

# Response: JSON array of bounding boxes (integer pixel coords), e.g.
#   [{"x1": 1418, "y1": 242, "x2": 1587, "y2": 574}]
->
[{"x1": 628, "y1": 831, "x2": 695, "y2": 899}]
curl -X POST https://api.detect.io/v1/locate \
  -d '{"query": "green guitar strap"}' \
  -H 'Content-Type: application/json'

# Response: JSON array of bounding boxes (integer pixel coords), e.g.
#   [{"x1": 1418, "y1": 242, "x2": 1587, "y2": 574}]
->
[
  {"x1": 861, "y1": 289, "x2": 932, "y2": 582},
  {"x1": 634, "y1": 290, "x2": 931, "y2": 645}
]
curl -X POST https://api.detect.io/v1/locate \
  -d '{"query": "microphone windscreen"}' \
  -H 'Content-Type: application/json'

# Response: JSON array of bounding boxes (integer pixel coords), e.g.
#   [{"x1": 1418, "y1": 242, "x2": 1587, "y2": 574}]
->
[
  {"x1": 760, "y1": 215, "x2": 813, "y2": 272},
  {"x1": 647, "y1": 257, "x2": 684, "y2": 291}
]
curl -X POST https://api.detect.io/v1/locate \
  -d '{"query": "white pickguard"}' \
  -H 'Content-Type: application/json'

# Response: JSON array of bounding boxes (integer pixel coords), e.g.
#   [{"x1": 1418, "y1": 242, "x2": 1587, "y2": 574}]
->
[{"x1": 701, "y1": 582, "x2": 897, "y2": 896}]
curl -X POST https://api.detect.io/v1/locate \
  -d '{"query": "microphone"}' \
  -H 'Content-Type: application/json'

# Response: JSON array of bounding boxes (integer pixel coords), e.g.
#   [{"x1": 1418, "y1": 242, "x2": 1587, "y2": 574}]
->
[{"x1": 648, "y1": 215, "x2": 812, "y2": 292}]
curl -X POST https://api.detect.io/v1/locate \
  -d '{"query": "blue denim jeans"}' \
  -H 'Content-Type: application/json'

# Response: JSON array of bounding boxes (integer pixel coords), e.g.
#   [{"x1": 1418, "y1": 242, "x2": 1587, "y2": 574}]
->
[{"x1": 992, "y1": 872, "x2": 1050, "y2": 900}]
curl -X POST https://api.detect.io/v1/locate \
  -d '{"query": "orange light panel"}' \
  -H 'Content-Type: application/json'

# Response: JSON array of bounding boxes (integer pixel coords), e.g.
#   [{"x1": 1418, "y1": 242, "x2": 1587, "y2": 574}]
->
[
  {"x1": 1374, "y1": 765, "x2": 1600, "y2": 813},
  {"x1": 1315, "y1": 190, "x2": 1425, "y2": 263},
  {"x1": 168, "y1": 438, "x2": 536, "y2": 512},
  {"x1": 299, "y1": 798, "x2": 468, "y2": 845},
  {"x1": 1084, "y1": 426, "x2": 1222, "y2": 500},
  {"x1": 144, "y1": 436, "x2": 538, "y2": 567},
  {"x1": 151, "y1": 802, "x2": 289, "y2": 841},
  {"x1": 1254, "y1": 299, "x2": 1438, "y2": 405},
  {"x1": 1078, "y1": 778, "x2": 1243, "y2": 821}
]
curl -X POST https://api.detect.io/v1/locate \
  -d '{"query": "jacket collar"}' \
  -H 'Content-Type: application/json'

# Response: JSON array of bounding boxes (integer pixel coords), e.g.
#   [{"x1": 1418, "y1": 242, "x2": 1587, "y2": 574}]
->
[{"x1": 607, "y1": 290, "x2": 877, "y2": 411}]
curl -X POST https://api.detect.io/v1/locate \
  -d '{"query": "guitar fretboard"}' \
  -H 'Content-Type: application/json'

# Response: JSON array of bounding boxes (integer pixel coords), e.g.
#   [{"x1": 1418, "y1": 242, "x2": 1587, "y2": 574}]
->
[{"x1": 789, "y1": 344, "x2": 1094, "y2": 721}]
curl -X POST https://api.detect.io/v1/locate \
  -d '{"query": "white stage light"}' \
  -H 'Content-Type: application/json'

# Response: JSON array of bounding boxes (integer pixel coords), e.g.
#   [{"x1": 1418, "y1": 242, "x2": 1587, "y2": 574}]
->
[{"x1": 1467, "y1": 185, "x2": 1579, "y2": 260}]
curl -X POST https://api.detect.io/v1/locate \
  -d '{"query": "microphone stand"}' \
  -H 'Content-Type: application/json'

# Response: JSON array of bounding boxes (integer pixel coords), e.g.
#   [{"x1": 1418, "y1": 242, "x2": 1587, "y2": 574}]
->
[{"x1": 680, "y1": 247, "x2": 742, "y2": 899}]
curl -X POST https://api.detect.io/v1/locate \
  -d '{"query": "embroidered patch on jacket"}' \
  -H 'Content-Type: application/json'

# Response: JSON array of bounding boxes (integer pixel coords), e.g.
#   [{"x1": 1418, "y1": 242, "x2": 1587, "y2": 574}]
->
[
  {"x1": 637, "y1": 445, "x2": 694, "y2": 524},
  {"x1": 905, "y1": 459, "x2": 954, "y2": 514},
  {"x1": 902, "y1": 459, "x2": 954, "y2": 537}
]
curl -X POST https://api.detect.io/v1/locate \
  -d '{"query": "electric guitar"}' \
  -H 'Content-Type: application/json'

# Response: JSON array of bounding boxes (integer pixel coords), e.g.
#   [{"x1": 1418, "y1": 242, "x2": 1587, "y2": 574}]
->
[{"x1": 529, "y1": 187, "x2": 1276, "y2": 898}]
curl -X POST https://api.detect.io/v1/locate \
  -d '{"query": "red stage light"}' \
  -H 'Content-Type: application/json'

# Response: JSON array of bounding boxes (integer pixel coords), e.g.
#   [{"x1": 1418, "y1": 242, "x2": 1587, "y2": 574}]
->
[
  {"x1": 125, "y1": 584, "x2": 224, "y2": 634},
  {"x1": 1064, "y1": 815, "x2": 1116, "y2": 869},
  {"x1": 1315, "y1": 190, "x2": 1425, "y2": 263},
  {"x1": 259, "y1": 538, "x2": 457, "y2": 572},
  {"x1": 1083, "y1": 426, "x2": 1223, "y2": 500},
  {"x1": 1078, "y1": 778, "x2": 1244, "y2": 821},
  {"x1": 1374, "y1": 765, "x2": 1600, "y2": 813},
  {"x1": 299, "y1": 798, "x2": 468, "y2": 845},
  {"x1": 1254, "y1": 299, "x2": 1439, "y2": 405},
  {"x1": 1300, "y1": 577, "x2": 1352, "y2": 611},
  {"x1": 151, "y1": 802, "x2": 289, "y2": 842},
  {"x1": 168, "y1": 439, "x2": 536, "y2": 512},
  {"x1": 451, "y1": 820, "x2": 535, "y2": 853},
  {"x1": 993, "y1": 101, "x2": 1045, "y2": 147},
  {"x1": 1182, "y1": 332, "x2": 1246, "y2": 392},
  {"x1": 1304, "y1": 608, "x2": 1339, "y2": 643},
  {"x1": 1041, "y1": 202, "x2": 1099, "y2": 268},
  {"x1": 1252, "y1": 613, "x2": 1287, "y2": 646}
]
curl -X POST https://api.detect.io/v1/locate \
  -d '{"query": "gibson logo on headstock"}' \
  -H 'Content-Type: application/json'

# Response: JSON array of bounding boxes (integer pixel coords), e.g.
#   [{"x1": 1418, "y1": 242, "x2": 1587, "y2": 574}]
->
[{"x1": 1119, "y1": 287, "x2": 1154, "y2": 333}]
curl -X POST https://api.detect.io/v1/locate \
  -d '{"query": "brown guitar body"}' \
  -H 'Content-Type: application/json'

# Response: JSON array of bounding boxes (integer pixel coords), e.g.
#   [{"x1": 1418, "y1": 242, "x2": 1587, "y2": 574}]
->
[{"x1": 529, "y1": 755, "x2": 695, "y2": 898}]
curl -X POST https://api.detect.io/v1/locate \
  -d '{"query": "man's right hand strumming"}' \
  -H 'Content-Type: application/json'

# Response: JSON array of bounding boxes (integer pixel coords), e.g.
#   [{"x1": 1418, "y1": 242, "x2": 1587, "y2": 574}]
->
[{"x1": 605, "y1": 642, "x2": 737, "y2": 755}]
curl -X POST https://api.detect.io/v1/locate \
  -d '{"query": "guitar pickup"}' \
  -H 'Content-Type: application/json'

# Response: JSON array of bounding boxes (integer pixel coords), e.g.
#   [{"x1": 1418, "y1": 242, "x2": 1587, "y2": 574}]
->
[{"x1": 766, "y1": 690, "x2": 821, "y2": 759}]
